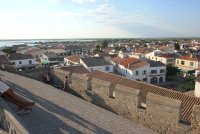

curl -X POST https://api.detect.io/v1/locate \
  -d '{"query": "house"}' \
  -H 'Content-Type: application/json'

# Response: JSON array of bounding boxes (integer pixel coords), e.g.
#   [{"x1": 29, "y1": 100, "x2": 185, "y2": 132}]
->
[
  {"x1": 65, "y1": 45, "x2": 88, "y2": 55},
  {"x1": 146, "y1": 60, "x2": 166, "y2": 84},
  {"x1": 111, "y1": 57, "x2": 166, "y2": 83},
  {"x1": 175, "y1": 54, "x2": 200, "y2": 75},
  {"x1": 40, "y1": 52, "x2": 64, "y2": 66},
  {"x1": 64, "y1": 55, "x2": 81, "y2": 65},
  {"x1": 80, "y1": 57, "x2": 113, "y2": 73},
  {"x1": 118, "y1": 50, "x2": 132, "y2": 58},
  {"x1": 132, "y1": 47, "x2": 152, "y2": 59},
  {"x1": 7, "y1": 53, "x2": 36, "y2": 70}
]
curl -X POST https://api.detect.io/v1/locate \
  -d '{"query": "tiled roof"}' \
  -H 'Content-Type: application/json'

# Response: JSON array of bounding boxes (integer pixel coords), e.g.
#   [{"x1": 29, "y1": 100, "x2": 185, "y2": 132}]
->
[
  {"x1": 134, "y1": 47, "x2": 152, "y2": 54},
  {"x1": 8, "y1": 53, "x2": 34, "y2": 61},
  {"x1": 177, "y1": 54, "x2": 200, "y2": 61},
  {"x1": 89, "y1": 71, "x2": 200, "y2": 122},
  {"x1": 160, "y1": 54, "x2": 174, "y2": 58},
  {"x1": 144, "y1": 59, "x2": 165, "y2": 67},
  {"x1": 81, "y1": 57, "x2": 112, "y2": 67},
  {"x1": 0, "y1": 55, "x2": 11, "y2": 65},
  {"x1": 61, "y1": 65, "x2": 89, "y2": 74},
  {"x1": 119, "y1": 58, "x2": 140, "y2": 67},
  {"x1": 128, "y1": 61, "x2": 149, "y2": 70},
  {"x1": 66, "y1": 55, "x2": 80, "y2": 63},
  {"x1": 111, "y1": 57, "x2": 127, "y2": 64},
  {"x1": 44, "y1": 52, "x2": 58, "y2": 58}
]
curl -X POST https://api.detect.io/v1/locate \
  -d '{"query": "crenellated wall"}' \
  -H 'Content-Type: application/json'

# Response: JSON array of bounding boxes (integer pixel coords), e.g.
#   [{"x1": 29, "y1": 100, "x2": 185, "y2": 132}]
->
[{"x1": 53, "y1": 68, "x2": 200, "y2": 133}]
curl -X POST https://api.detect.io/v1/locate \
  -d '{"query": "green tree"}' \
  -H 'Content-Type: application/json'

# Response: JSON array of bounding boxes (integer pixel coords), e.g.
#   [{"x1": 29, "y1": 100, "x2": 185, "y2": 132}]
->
[
  {"x1": 174, "y1": 43, "x2": 180, "y2": 50},
  {"x1": 95, "y1": 44, "x2": 101, "y2": 51},
  {"x1": 177, "y1": 78, "x2": 195, "y2": 92},
  {"x1": 100, "y1": 40, "x2": 108, "y2": 49},
  {"x1": 2, "y1": 47, "x2": 16, "y2": 53},
  {"x1": 166, "y1": 64, "x2": 180, "y2": 77}
]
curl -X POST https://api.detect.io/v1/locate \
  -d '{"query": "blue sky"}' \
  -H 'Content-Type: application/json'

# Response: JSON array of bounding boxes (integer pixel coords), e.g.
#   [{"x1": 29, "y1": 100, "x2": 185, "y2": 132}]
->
[{"x1": 0, "y1": 0, "x2": 200, "y2": 39}]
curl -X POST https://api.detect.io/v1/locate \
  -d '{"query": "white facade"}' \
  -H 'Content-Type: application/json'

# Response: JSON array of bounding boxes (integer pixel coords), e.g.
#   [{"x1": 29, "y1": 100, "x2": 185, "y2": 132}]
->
[
  {"x1": 149, "y1": 66, "x2": 166, "y2": 83},
  {"x1": 10, "y1": 59, "x2": 36, "y2": 69},
  {"x1": 80, "y1": 59, "x2": 113, "y2": 73},
  {"x1": 114, "y1": 62, "x2": 166, "y2": 83},
  {"x1": 195, "y1": 81, "x2": 200, "y2": 97}
]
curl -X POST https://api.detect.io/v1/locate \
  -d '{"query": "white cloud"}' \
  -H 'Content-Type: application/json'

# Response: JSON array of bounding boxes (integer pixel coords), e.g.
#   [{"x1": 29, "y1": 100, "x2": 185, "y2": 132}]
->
[{"x1": 72, "y1": 0, "x2": 95, "y2": 4}]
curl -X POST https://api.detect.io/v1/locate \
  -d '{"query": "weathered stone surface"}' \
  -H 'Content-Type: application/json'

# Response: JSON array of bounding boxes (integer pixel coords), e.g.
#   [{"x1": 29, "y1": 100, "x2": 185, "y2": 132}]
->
[
  {"x1": 115, "y1": 85, "x2": 140, "y2": 120},
  {"x1": 0, "y1": 70, "x2": 156, "y2": 134},
  {"x1": 147, "y1": 93, "x2": 182, "y2": 124}
]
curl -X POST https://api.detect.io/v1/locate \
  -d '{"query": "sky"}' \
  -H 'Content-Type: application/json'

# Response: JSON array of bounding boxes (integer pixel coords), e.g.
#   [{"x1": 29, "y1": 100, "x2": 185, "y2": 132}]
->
[{"x1": 0, "y1": 0, "x2": 200, "y2": 39}]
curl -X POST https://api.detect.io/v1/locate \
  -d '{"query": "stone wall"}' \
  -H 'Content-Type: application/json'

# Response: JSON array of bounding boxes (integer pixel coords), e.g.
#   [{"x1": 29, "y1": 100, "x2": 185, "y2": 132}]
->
[
  {"x1": 52, "y1": 69, "x2": 200, "y2": 133},
  {"x1": 0, "y1": 100, "x2": 28, "y2": 134}
]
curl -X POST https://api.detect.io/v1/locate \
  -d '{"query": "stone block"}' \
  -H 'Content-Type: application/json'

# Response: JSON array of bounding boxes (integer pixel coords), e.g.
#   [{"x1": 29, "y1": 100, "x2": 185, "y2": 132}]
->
[
  {"x1": 146, "y1": 93, "x2": 182, "y2": 124},
  {"x1": 114, "y1": 84, "x2": 140, "y2": 120}
]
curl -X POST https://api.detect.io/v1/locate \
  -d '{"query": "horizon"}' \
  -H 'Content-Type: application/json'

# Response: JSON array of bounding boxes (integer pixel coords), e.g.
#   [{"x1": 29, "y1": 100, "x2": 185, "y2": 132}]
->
[{"x1": 0, "y1": 0, "x2": 200, "y2": 39}]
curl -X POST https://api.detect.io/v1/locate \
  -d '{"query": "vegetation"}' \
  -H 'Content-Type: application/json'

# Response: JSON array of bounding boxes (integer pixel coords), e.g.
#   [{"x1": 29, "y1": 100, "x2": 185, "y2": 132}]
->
[
  {"x1": 2, "y1": 47, "x2": 16, "y2": 53},
  {"x1": 177, "y1": 77, "x2": 195, "y2": 92},
  {"x1": 174, "y1": 42, "x2": 180, "y2": 50},
  {"x1": 166, "y1": 64, "x2": 180, "y2": 77}
]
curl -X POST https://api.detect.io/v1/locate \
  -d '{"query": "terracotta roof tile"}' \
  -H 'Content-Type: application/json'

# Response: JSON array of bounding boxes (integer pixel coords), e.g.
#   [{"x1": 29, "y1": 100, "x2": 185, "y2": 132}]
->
[
  {"x1": 88, "y1": 71, "x2": 200, "y2": 122},
  {"x1": 66, "y1": 55, "x2": 80, "y2": 63},
  {"x1": 178, "y1": 54, "x2": 200, "y2": 61}
]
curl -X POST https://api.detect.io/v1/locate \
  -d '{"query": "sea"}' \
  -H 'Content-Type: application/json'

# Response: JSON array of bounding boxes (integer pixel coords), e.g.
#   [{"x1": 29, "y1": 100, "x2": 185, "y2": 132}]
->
[{"x1": 0, "y1": 39, "x2": 95, "y2": 48}]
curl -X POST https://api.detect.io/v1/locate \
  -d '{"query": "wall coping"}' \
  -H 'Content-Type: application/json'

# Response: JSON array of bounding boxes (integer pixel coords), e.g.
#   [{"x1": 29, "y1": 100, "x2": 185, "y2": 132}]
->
[
  {"x1": 91, "y1": 78, "x2": 111, "y2": 87},
  {"x1": 147, "y1": 93, "x2": 182, "y2": 109}
]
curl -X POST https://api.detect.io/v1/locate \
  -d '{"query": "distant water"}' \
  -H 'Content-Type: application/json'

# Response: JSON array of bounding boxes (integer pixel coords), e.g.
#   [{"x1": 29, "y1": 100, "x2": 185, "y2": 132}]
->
[{"x1": 0, "y1": 39, "x2": 95, "y2": 47}]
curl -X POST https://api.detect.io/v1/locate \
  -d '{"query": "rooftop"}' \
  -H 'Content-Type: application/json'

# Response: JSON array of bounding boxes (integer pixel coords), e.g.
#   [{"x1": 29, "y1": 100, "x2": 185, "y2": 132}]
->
[
  {"x1": 0, "y1": 70, "x2": 155, "y2": 134},
  {"x1": 8, "y1": 53, "x2": 34, "y2": 61},
  {"x1": 81, "y1": 57, "x2": 112, "y2": 67}
]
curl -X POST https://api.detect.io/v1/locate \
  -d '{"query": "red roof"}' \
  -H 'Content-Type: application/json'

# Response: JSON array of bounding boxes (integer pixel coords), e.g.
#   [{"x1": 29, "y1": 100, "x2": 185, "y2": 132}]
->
[
  {"x1": 160, "y1": 54, "x2": 174, "y2": 58},
  {"x1": 178, "y1": 54, "x2": 200, "y2": 61},
  {"x1": 119, "y1": 57, "x2": 140, "y2": 67}
]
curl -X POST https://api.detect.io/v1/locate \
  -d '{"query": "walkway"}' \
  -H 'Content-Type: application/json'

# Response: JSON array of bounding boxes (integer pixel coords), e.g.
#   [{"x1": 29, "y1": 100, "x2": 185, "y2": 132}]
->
[{"x1": 0, "y1": 70, "x2": 156, "y2": 134}]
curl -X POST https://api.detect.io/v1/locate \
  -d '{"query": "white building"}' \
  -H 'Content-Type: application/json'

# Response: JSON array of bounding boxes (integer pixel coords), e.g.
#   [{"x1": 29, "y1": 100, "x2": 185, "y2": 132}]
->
[
  {"x1": 111, "y1": 57, "x2": 166, "y2": 83},
  {"x1": 80, "y1": 57, "x2": 113, "y2": 73},
  {"x1": 8, "y1": 53, "x2": 36, "y2": 70}
]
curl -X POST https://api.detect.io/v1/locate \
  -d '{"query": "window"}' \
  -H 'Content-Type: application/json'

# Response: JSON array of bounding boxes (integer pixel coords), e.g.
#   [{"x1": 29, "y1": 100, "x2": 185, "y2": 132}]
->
[
  {"x1": 105, "y1": 66, "x2": 110, "y2": 71},
  {"x1": 143, "y1": 70, "x2": 146, "y2": 75},
  {"x1": 29, "y1": 60, "x2": 32, "y2": 64},
  {"x1": 136, "y1": 71, "x2": 139, "y2": 75},
  {"x1": 160, "y1": 69, "x2": 165, "y2": 73},
  {"x1": 12, "y1": 62, "x2": 15, "y2": 65},
  {"x1": 181, "y1": 61, "x2": 185, "y2": 65},
  {"x1": 177, "y1": 60, "x2": 179, "y2": 64},
  {"x1": 19, "y1": 61, "x2": 22, "y2": 64},
  {"x1": 90, "y1": 68, "x2": 93, "y2": 72},
  {"x1": 151, "y1": 70, "x2": 157, "y2": 74},
  {"x1": 190, "y1": 62, "x2": 194, "y2": 67}
]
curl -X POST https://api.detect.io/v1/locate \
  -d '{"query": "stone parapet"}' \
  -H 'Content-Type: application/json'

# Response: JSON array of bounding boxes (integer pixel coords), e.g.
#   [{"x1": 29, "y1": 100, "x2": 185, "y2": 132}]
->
[{"x1": 146, "y1": 93, "x2": 182, "y2": 124}]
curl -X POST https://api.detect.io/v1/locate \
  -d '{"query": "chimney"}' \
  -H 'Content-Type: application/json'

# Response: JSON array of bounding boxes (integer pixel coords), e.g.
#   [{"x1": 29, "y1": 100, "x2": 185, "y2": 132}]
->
[{"x1": 190, "y1": 54, "x2": 193, "y2": 58}]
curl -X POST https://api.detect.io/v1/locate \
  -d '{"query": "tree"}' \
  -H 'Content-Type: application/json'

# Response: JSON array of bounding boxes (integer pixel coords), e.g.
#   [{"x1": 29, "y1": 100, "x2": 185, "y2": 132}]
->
[
  {"x1": 95, "y1": 44, "x2": 101, "y2": 51},
  {"x1": 2, "y1": 47, "x2": 16, "y2": 53},
  {"x1": 174, "y1": 43, "x2": 180, "y2": 50},
  {"x1": 100, "y1": 40, "x2": 108, "y2": 49},
  {"x1": 166, "y1": 64, "x2": 180, "y2": 77},
  {"x1": 177, "y1": 78, "x2": 195, "y2": 92}
]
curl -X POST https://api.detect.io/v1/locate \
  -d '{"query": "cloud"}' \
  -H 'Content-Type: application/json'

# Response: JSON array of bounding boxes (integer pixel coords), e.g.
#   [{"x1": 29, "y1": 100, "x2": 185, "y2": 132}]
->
[{"x1": 71, "y1": 0, "x2": 95, "y2": 4}]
